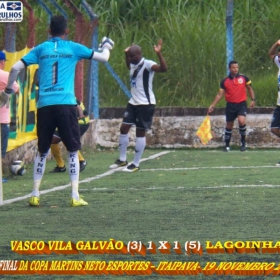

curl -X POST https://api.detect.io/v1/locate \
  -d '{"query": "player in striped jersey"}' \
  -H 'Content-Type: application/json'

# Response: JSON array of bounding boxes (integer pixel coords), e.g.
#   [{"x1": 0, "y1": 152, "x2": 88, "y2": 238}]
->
[
  {"x1": 110, "y1": 39, "x2": 167, "y2": 172},
  {"x1": 269, "y1": 40, "x2": 280, "y2": 165}
]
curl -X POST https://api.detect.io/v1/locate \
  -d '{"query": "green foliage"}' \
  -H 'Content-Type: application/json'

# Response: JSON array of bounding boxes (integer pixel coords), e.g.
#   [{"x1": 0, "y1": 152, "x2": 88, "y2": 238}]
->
[
  {"x1": 93, "y1": 0, "x2": 280, "y2": 107},
  {"x1": 1, "y1": 0, "x2": 280, "y2": 107}
]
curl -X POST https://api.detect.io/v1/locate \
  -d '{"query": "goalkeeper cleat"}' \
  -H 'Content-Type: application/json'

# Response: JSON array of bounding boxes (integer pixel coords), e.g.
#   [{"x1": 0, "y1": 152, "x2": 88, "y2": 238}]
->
[
  {"x1": 0, "y1": 90, "x2": 10, "y2": 108},
  {"x1": 109, "y1": 159, "x2": 128, "y2": 169},
  {"x1": 100, "y1": 37, "x2": 114, "y2": 50},
  {"x1": 29, "y1": 196, "x2": 40, "y2": 206},
  {"x1": 50, "y1": 165, "x2": 66, "y2": 173},
  {"x1": 122, "y1": 163, "x2": 139, "y2": 173},
  {"x1": 276, "y1": 161, "x2": 280, "y2": 167},
  {"x1": 71, "y1": 197, "x2": 88, "y2": 207}
]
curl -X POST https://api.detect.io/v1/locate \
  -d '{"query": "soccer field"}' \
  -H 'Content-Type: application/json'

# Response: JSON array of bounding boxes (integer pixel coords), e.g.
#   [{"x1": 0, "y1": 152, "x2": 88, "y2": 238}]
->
[{"x1": 1, "y1": 147, "x2": 280, "y2": 279}]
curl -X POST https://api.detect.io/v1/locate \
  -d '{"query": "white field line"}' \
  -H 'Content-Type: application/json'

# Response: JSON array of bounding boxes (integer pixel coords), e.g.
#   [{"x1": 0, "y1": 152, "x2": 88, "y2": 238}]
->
[
  {"x1": 195, "y1": 184, "x2": 280, "y2": 189},
  {"x1": 140, "y1": 165, "x2": 279, "y2": 171},
  {"x1": 81, "y1": 184, "x2": 280, "y2": 191},
  {"x1": 80, "y1": 184, "x2": 280, "y2": 191},
  {"x1": 2, "y1": 151, "x2": 171, "y2": 206}
]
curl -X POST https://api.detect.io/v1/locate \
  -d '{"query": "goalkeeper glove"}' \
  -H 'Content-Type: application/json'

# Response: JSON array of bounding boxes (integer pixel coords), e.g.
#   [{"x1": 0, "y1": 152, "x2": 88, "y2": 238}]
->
[
  {"x1": 0, "y1": 88, "x2": 13, "y2": 108},
  {"x1": 99, "y1": 37, "x2": 114, "y2": 50}
]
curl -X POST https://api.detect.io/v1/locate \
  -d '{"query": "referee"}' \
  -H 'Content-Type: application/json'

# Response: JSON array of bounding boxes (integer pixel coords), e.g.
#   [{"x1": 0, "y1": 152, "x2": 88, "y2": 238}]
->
[{"x1": 208, "y1": 61, "x2": 255, "y2": 151}]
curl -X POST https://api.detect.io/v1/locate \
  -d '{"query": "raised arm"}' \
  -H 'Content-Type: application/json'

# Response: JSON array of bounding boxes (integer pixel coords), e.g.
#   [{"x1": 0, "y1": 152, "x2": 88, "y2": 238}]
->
[
  {"x1": 92, "y1": 37, "x2": 114, "y2": 63},
  {"x1": 151, "y1": 39, "x2": 167, "y2": 73},
  {"x1": 124, "y1": 45, "x2": 132, "y2": 69},
  {"x1": 268, "y1": 40, "x2": 280, "y2": 60}
]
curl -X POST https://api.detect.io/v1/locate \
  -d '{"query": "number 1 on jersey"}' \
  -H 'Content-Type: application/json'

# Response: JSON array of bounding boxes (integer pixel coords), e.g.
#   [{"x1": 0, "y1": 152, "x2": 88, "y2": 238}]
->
[{"x1": 52, "y1": 61, "x2": 58, "y2": 85}]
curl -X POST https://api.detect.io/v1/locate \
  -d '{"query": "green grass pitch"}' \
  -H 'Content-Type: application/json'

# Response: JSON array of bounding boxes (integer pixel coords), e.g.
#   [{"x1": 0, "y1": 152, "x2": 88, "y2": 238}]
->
[{"x1": 1, "y1": 147, "x2": 280, "y2": 279}]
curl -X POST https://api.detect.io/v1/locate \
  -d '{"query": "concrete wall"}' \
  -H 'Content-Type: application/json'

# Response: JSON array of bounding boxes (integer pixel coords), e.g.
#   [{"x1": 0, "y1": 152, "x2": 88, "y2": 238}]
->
[
  {"x1": 87, "y1": 114, "x2": 274, "y2": 149},
  {"x1": 4, "y1": 107, "x2": 278, "y2": 165}
]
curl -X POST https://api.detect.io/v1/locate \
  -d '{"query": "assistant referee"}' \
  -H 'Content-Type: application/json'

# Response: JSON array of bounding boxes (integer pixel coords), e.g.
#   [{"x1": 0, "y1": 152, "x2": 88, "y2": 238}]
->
[{"x1": 208, "y1": 61, "x2": 255, "y2": 152}]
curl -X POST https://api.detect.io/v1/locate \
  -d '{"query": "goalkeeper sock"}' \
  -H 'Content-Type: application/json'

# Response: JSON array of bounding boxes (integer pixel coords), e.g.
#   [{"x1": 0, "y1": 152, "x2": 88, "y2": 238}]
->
[
  {"x1": 224, "y1": 129, "x2": 232, "y2": 147},
  {"x1": 32, "y1": 180, "x2": 41, "y2": 198},
  {"x1": 133, "y1": 137, "x2": 146, "y2": 167},
  {"x1": 68, "y1": 151, "x2": 80, "y2": 199},
  {"x1": 71, "y1": 181, "x2": 79, "y2": 200},
  {"x1": 51, "y1": 144, "x2": 65, "y2": 167},
  {"x1": 32, "y1": 152, "x2": 48, "y2": 197},
  {"x1": 119, "y1": 134, "x2": 129, "y2": 161}
]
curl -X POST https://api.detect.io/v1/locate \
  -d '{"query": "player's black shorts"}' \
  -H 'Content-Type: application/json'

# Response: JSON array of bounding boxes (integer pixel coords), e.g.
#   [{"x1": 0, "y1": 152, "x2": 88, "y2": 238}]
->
[
  {"x1": 225, "y1": 101, "x2": 247, "y2": 122},
  {"x1": 37, "y1": 105, "x2": 81, "y2": 153},
  {"x1": 123, "y1": 103, "x2": 155, "y2": 130},
  {"x1": 271, "y1": 106, "x2": 280, "y2": 128},
  {"x1": 53, "y1": 124, "x2": 89, "y2": 138}
]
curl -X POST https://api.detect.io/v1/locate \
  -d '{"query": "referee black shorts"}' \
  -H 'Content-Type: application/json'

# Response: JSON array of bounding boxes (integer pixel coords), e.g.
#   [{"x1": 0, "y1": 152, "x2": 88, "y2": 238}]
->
[
  {"x1": 123, "y1": 103, "x2": 155, "y2": 130},
  {"x1": 225, "y1": 101, "x2": 247, "y2": 122},
  {"x1": 37, "y1": 105, "x2": 81, "y2": 153}
]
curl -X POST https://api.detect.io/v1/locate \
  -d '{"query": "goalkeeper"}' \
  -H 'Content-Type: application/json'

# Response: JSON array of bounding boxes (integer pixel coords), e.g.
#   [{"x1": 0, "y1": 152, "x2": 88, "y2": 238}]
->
[
  {"x1": 0, "y1": 15, "x2": 114, "y2": 207},
  {"x1": 50, "y1": 99, "x2": 89, "y2": 173}
]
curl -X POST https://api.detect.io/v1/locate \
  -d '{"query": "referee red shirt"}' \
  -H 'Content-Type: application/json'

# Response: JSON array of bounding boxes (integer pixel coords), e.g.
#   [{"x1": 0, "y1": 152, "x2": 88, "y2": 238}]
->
[{"x1": 220, "y1": 74, "x2": 251, "y2": 103}]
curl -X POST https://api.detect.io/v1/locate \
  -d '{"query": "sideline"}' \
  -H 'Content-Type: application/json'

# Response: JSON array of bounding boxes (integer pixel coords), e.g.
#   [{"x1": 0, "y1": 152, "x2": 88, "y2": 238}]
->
[
  {"x1": 140, "y1": 165, "x2": 279, "y2": 171},
  {"x1": 2, "y1": 151, "x2": 171, "y2": 206},
  {"x1": 81, "y1": 184, "x2": 280, "y2": 192}
]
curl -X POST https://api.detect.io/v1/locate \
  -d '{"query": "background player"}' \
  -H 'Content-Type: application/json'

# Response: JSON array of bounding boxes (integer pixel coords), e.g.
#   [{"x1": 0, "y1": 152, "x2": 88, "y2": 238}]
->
[
  {"x1": 0, "y1": 51, "x2": 19, "y2": 183},
  {"x1": 110, "y1": 39, "x2": 167, "y2": 172},
  {"x1": 268, "y1": 40, "x2": 280, "y2": 165},
  {"x1": 50, "y1": 99, "x2": 89, "y2": 173},
  {"x1": 208, "y1": 61, "x2": 255, "y2": 151}
]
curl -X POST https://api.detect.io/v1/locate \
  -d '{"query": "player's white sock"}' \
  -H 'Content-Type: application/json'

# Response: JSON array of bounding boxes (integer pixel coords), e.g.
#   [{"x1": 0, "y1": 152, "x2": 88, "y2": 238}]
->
[
  {"x1": 32, "y1": 152, "x2": 48, "y2": 197},
  {"x1": 68, "y1": 151, "x2": 80, "y2": 200},
  {"x1": 119, "y1": 134, "x2": 129, "y2": 161},
  {"x1": 71, "y1": 181, "x2": 79, "y2": 200},
  {"x1": 133, "y1": 137, "x2": 146, "y2": 167},
  {"x1": 32, "y1": 180, "x2": 41, "y2": 197}
]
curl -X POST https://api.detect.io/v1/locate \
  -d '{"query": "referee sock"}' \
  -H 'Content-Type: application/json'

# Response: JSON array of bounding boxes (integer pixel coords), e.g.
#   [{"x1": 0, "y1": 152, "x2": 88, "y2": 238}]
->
[
  {"x1": 32, "y1": 152, "x2": 48, "y2": 197},
  {"x1": 133, "y1": 137, "x2": 146, "y2": 167},
  {"x1": 68, "y1": 151, "x2": 80, "y2": 200},
  {"x1": 119, "y1": 134, "x2": 129, "y2": 162},
  {"x1": 224, "y1": 129, "x2": 232, "y2": 147},
  {"x1": 239, "y1": 125, "x2": 246, "y2": 145}
]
